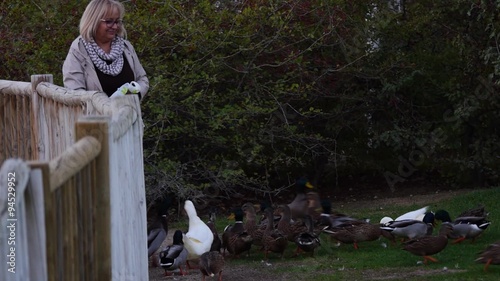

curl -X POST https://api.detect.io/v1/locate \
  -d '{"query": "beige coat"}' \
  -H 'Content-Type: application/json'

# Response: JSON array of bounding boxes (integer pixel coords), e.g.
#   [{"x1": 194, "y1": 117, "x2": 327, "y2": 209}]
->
[{"x1": 62, "y1": 36, "x2": 149, "y2": 98}]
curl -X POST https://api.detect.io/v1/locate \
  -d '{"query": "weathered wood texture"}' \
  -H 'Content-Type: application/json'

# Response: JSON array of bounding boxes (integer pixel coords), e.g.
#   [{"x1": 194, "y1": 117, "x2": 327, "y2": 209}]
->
[
  {"x1": 0, "y1": 159, "x2": 47, "y2": 281},
  {"x1": 0, "y1": 75, "x2": 148, "y2": 280},
  {"x1": 0, "y1": 80, "x2": 32, "y2": 162},
  {"x1": 107, "y1": 100, "x2": 148, "y2": 280}
]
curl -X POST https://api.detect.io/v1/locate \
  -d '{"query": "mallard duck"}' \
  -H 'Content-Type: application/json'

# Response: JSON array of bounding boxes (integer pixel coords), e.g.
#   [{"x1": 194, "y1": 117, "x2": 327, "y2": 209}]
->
[
  {"x1": 288, "y1": 176, "x2": 314, "y2": 221},
  {"x1": 434, "y1": 209, "x2": 491, "y2": 244},
  {"x1": 396, "y1": 206, "x2": 429, "y2": 221},
  {"x1": 458, "y1": 205, "x2": 489, "y2": 218},
  {"x1": 452, "y1": 216, "x2": 491, "y2": 243},
  {"x1": 183, "y1": 200, "x2": 214, "y2": 267},
  {"x1": 402, "y1": 223, "x2": 453, "y2": 264},
  {"x1": 148, "y1": 214, "x2": 168, "y2": 258},
  {"x1": 200, "y1": 251, "x2": 225, "y2": 281},
  {"x1": 262, "y1": 207, "x2": 288, "y2": 260},
  {"x1": 318, "y1": 199, "x2": 360, "y2": 230},
  {"x1": 323, "y1": 219, "x2": 381, "y2": 249},
  {"x1": 294, "y1": 215, "x2": 321, "y2": 257},
  {"x1": 380, "y1": 212, "x2": 435, "y2": 241},
  {"x1": 147, "y1": 196, "x2": 172, "y2": 258},
  {"x1": 380, "y1": 206, "x2": 429, "y2": 224},
  {"x1": 476, "y1": 240, "x2": 500, "y2": 271},
  {"x1": 242, "y1": 202, "x2": 265, "y2": 246},
  {"x1": 222, "y1": 208, "x2": 253, "y2": 257},
  {"x1": 276, "y1": 204, "x2": 308, "y2": 242},
  {"x1": 207, "y1": 209, "x2": 222, "y2": 252},
  {"x1": 159, "y1": 229, "x2": 188, "y2": 276}
]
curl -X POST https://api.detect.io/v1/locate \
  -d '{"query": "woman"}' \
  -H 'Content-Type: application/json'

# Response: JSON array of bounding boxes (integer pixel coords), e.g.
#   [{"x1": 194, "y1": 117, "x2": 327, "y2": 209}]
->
[{"x1": 63, "y1": 0, "x2": 149, "y2": 100}]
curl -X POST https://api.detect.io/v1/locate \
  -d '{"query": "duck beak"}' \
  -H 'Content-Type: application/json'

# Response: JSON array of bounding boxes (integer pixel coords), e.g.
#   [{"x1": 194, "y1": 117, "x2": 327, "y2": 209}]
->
[
  {"x1": 306, "y1": 182, "x2": 314, "y2": 189},
  {"x1": 227, "y1": 213, "x2": 235, "y2": 220}
]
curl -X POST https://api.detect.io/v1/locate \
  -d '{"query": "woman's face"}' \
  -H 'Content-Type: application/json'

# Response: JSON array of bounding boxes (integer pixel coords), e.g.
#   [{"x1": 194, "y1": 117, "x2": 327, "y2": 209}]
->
[{"x1": 95, "y1": 8, "x2": 121, "y2": 45}]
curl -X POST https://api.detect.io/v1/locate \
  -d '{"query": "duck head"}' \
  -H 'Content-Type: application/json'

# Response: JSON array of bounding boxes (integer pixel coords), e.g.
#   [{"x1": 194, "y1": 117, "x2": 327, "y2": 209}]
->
[
  {"x1": 434, "y1": 210, "x2": 452, "y2": 223},
  {"x1": 172, "y1": 229, "x2": 184, "y2": 245},
  {"x1": 422, "y1": 212, "x2": 436, "y2": 225},
  {"x1": 184, "y1": 200, "x2": 198, "y2": 218},
  {"x1": 296, "y1": 176, "x2": 314, "y2": 192}
]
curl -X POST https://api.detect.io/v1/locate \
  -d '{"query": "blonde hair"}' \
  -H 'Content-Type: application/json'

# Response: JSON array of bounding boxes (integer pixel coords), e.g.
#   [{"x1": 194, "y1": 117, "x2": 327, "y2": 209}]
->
[{"x1": 79, "y1": 0, "x2": 127, "y2": 41}]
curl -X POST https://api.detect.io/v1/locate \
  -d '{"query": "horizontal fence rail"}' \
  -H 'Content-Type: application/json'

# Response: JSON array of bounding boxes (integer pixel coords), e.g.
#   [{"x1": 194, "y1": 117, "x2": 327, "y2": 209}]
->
[{"x1": 48, "y1": 136, "x2": 101, "y2": 192}]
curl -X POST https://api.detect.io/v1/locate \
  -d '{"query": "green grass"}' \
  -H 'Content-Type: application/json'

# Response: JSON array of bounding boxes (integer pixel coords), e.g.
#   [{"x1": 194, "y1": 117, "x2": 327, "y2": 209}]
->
[{"x1": 171, "y1": 187, "x2": 500, "y2": 280}]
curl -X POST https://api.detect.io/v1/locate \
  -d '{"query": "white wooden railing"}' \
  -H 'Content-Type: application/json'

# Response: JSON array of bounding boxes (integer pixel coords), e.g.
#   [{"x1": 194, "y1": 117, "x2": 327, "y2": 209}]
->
[{"x1": 0, "y1": 75, "x2": 148, "y2": 280}]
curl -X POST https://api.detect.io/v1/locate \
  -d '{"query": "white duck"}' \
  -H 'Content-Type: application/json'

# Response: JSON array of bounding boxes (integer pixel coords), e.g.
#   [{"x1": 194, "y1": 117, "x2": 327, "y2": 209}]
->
[
  {"x1": 380, "y1": 206, "x2": 429, "y2": 225},
  {"x1": 183, "y1": 200, "x2": 214, "y2": 266}
]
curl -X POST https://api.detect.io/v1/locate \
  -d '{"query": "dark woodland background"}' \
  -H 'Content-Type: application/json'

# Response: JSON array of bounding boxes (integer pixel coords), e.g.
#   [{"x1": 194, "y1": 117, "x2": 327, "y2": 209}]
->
[{"x1": 2, "y1": 0, "x2": 499, "y2": 209}]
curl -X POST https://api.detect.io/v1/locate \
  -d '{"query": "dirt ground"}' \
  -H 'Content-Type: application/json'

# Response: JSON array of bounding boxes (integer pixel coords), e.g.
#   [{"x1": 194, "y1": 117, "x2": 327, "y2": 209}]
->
[{"x1": 148, "y1": 183, "x2": 476, "y2": 281}]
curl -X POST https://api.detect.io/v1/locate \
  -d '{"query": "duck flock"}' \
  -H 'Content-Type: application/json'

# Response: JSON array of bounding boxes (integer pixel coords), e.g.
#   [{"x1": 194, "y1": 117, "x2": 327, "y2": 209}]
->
[{"x1": 147, "y1": 178, "x2": 499, "y2": 280}]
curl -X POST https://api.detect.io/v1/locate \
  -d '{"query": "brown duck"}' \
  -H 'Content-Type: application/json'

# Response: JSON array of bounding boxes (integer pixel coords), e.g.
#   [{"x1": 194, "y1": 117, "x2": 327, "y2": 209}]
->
[
  {"x1": 276, "y1": 204, "x2": 308, "y2": 242},
  {"x1": 306, "y1": 191, "x2": 323, "y2": 223},
  {"x1": 242, "y1": 202, "x2": 266, "y2": 246},
  {"x1": 476, "y1": 240, "x2": 500, "y2": 271},
  {"x1": 262, "y1": 207, "x2": 288, "y2": 260},
  {"x1": 323, "y1": 219, "x2": 381, "y2": 249},
  {"x1": 458, "y1": 205, "x2": 489, "y2": 218},
  {"x1": 200, "y1": 251, "x2": 225, "y2": 281},
  {"x1": 403, "y1": 223, "x2": 454, "y2": 264}
]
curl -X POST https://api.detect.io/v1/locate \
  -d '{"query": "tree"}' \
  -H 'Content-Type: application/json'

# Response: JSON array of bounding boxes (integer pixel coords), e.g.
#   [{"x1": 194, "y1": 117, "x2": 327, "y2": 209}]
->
[{"x1": 2, "y1": 0, "x2": 499, "y2": 208}]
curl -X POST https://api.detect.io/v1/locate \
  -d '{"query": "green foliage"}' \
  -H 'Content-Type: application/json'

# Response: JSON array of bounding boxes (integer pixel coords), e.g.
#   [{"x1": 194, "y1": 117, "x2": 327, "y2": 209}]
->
[
  {"x1": 0, "y1": 1, "x2": 85, "y2": 84},
  {"x1": 139, "y1": 0, "x2": 363, "y2": 200},
  {"x1": 1, "y1": 0, "x2": 499, "y2": 202},
  {"x1": 364, "y1": 0, "x2": 500, "y2": 187}
]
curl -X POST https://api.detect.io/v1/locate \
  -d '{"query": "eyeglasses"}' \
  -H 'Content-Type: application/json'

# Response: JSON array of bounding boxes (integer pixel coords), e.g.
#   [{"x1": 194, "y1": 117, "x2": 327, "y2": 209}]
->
[{"x1": 100, "y1": 19, "x2": 123, "y2": 28}]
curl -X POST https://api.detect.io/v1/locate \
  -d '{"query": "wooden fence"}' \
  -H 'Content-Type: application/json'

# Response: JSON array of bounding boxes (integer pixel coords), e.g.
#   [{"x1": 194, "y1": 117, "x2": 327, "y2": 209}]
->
[{"x1": 0, "y1": 75, "x2": 148, "y2": 280}]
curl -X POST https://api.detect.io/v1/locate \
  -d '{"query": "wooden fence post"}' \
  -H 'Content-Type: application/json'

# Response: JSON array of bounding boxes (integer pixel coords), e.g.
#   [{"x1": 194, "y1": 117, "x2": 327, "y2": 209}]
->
[
  {"x1": 75, "y1": 116, "x2": 111, "y2": 281},
  {"x1": 27, "y1": 161, "x2": 53, "y2": 280},
  {"x1": 31, "y1": 74, "x2": 53, "y2": 162},
  {"x1": 1, "y1": 158, "x2": 47, "y2": 281}
]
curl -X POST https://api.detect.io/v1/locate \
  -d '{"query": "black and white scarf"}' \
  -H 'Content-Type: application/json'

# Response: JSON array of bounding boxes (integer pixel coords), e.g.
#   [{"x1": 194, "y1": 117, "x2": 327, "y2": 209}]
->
[{"x1": 83, "y1": 36, "x2": 125, "y2": 76}]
